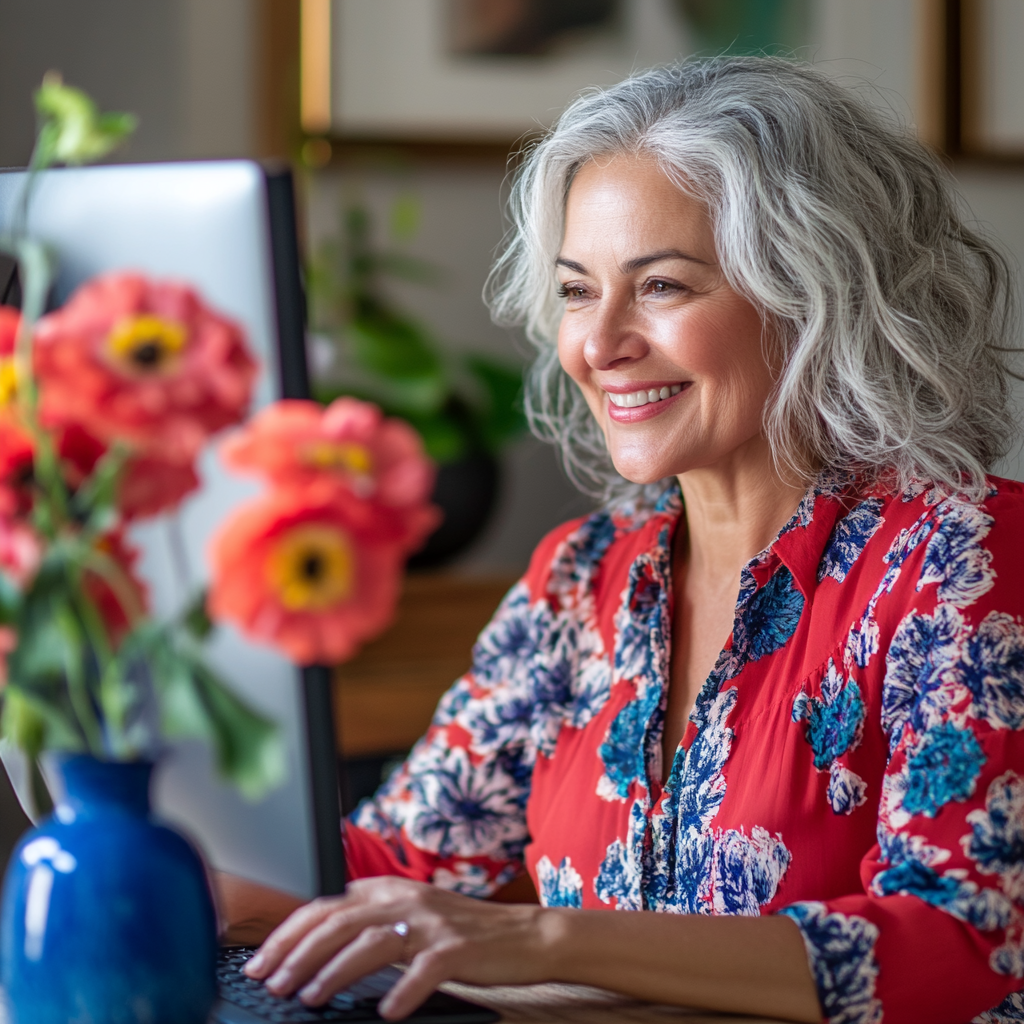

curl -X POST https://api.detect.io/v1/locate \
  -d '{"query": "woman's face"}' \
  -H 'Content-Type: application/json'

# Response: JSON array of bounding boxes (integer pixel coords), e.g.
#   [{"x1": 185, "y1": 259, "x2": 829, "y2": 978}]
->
[{"x1": 556, "y1": 152, "x2": 776, "y2": 485}]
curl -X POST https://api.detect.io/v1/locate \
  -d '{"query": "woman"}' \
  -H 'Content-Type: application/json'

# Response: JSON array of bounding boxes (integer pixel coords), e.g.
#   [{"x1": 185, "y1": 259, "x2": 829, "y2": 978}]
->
[{"x1": 238, "y1": 58, "x2": 1024, "y2": 1023}]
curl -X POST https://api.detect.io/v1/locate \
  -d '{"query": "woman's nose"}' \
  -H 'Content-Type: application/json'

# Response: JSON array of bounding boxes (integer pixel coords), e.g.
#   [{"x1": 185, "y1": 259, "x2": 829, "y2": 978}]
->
[{"x1": 582, "y1": 301, "x2": 648, "y2": 370}]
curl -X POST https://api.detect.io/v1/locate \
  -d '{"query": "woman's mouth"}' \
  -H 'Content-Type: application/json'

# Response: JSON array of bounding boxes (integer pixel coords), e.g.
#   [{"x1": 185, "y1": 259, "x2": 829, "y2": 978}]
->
[
  {"x1": 607, "y1": 384, "x2": 683, "y2": 408},
  {"x1": 604, "y1": 382, "x2": 689, "y2": 422}
]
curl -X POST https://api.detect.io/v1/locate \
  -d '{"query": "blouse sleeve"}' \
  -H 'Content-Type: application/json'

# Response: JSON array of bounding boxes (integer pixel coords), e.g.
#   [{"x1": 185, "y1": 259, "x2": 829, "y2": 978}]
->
[
  {"x1": 343, "y1": 578, "x2": 536, "y2": 896},
  {"x1": 780, "y1": 500, "x2": 1024, "y2": 1024},
  {"x1": 339, "y1": 485, "x2": 595, "y2": 902}
]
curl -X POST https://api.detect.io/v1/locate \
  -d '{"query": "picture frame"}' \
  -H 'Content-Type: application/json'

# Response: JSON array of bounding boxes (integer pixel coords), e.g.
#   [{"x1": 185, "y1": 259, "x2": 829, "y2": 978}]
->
[
  {"x1": 305, "y1": 0, "x2": 694, "y2": 150},
  {"x1": 958, "y1": 0, "x2": 1024, "y2": 159},
  {"x1": 921, "y1": 0, "x2": 1024, "y2": 162}
]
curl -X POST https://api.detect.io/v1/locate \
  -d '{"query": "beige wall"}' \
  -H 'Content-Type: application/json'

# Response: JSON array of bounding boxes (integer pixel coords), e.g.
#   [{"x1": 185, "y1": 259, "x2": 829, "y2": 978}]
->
[{"x1": 0, "y1": 0, "x2": 256, "y2": 167}]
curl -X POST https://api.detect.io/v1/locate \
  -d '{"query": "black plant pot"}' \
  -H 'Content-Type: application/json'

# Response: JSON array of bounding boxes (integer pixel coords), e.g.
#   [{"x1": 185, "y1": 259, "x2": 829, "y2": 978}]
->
[{"x1": 407, "y1": 451, "x2": 499, "y2": 569}]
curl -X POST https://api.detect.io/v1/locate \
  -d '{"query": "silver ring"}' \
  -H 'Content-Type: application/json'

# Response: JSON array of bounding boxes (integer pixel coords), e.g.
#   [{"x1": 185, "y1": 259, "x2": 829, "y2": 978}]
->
[{"x1": 393, "y1": 920, "x2": 410, "y2": 939}]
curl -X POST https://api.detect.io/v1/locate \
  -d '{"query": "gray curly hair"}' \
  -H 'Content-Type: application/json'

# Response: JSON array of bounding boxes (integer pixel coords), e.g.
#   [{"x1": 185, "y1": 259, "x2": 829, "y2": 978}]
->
[{"x1": 485, "y1": 57, "x2": 1020, "y2": 505}]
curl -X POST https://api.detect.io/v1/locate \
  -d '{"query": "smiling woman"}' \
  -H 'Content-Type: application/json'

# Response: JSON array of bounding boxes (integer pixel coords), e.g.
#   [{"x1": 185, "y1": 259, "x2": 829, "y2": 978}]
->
[
  {"x1": 231, "y1": 57, "x2": 1024, "y2": 1024},
  {"x1": 555, "y1": 153, "x2": 778, "y2": 490}
]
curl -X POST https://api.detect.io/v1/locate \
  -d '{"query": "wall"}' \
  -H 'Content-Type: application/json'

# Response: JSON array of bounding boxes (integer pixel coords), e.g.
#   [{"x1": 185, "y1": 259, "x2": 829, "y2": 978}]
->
[{"x1": 0, "y1": 0, "x2": 256, "y2": 168}]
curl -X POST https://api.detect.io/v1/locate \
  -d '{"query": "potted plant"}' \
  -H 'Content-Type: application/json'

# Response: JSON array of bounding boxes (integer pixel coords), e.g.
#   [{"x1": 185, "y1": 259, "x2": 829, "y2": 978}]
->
[{"x1": 308, "y1": 197, "x2": 526, "y2": 566}]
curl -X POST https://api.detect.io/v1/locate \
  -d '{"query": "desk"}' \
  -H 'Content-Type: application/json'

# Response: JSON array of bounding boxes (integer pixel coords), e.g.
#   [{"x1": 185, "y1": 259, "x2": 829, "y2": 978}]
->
[{"x1": 440, "y1": 981, "x2": 786, "y2": 1023}]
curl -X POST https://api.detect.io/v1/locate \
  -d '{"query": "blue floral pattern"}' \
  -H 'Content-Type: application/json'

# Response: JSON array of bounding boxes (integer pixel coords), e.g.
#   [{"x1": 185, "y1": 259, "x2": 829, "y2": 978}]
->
[
  {"x1": 964, "y1": 772, "x2": 1024, "y2": 900},
  {"x1": 958, "y1": 612, "x2": 1024, "y2": 731},
  {"x1": 975, "y1": 992, "x2": 1024, "y2": 1024},
  {"x1": 918, "y1": 501, "x2": 995, "y2": 607},
  {"x1": 818, "y1": 498, "x2": 883, "y2": 584},
  {"x1": 780, "y1": 902, "x2": 882, "y2": 1024},
  {"x1": 728, "y1": 565, "x2": 805, "y2": 672},
  {"x1": 793, "y1": 660, "x2": 868, "y2": 814},
  {"x1": 537, "y1": 856, "x2": 583, "y2": 908},
  {"x1": 902, "y1": 720, "x2": 986, "y2": 817}
]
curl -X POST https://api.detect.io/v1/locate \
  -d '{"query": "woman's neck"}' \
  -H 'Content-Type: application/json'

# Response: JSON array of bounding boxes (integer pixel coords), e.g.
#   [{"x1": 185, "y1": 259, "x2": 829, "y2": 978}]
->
[{"x1": 675, "y1": 439, "x2": 810, "y2": 581}]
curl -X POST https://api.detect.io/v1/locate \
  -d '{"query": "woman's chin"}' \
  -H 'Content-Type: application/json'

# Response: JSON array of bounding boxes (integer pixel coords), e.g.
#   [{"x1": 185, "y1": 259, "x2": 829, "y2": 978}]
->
[{"x1": 609, "y1": 461, "x2": 680, "y2": 488}]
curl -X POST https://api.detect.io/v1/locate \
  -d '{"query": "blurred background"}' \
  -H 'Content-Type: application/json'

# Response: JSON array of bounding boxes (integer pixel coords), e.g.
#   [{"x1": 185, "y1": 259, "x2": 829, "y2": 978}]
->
[{"x1": 2, "y1": 0, "x2": 1022, "y2": 803}]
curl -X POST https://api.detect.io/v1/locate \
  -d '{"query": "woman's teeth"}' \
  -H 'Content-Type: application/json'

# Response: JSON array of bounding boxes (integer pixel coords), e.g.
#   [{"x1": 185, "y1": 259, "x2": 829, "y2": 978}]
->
[{"x1": 607, "y1": 384, "x2": 683, "y2": 408}]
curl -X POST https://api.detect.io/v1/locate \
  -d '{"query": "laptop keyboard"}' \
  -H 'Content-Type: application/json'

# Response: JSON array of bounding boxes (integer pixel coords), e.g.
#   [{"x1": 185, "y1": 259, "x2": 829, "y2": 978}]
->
[{"x1": 217, "y1": 946, "x2": 395, "y2": 1021}]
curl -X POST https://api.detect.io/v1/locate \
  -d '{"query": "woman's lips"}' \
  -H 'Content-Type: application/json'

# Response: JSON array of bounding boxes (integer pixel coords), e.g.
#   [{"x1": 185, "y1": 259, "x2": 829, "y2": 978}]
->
[{"x1": 605, "y1": 382, "x2": 690, "y2": 422}]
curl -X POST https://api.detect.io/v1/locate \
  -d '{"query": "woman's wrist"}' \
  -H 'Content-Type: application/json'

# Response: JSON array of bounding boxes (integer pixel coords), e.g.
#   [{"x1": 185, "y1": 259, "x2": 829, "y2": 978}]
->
[{"x1": 529, "y1": 907, "x2": 591, "y2": 985}]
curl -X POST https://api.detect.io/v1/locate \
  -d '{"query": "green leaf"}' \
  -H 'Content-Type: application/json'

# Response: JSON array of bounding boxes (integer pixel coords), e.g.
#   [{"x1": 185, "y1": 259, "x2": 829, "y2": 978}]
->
[
  {"x1": 388, "y1": 193, "x2": 421, "y2": 241},
  {"x1": 403, "y1": 412, "x2": 468, "y2": 464},
  {"x1": 348, "y1": 311, "x2": 442, "y2": 381},
  {"x1": 0, "y1": 572, "x2": 22, "y2": 624},
  {"x1": 181, "y1": 589, "x2": 214, "y2": 641},
  {"x1": 186, "y1": 661, "x2": 285, "y2": 802},
  {"x1": 464, "y1": 356, "x2": 527, "y2": 452},
  {"x1": 34, "y1": 73, "x2": 136, "y2": 167},
  {"x1": 137, "y1": 626, "x2": 284, "y2": 801},
  {"x1": 72, "y1": 444, "x2": 129, "y2": 536},
  {"x1": 14, "y1": 615, "x2": 70, "y2": 683},
  {"x1": 1, "y1": 685, "x2": 84, "y2": 759}
]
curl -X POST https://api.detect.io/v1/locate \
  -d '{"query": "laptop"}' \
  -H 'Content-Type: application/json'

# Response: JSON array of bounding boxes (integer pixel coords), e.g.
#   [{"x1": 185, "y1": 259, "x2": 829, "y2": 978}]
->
[{"x1": 0, "y1": 161, "x2": 499, "y2": 1023}]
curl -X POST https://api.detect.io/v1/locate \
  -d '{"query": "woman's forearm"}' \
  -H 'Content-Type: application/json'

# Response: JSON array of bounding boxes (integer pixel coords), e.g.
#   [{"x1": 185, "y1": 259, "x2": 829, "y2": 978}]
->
[
  {"x1": 539, "y1": 908, "x2": 821, "y2": 1023},
  {"x1": 214, "y1": 871, "x2": 305, "y2": 946}
]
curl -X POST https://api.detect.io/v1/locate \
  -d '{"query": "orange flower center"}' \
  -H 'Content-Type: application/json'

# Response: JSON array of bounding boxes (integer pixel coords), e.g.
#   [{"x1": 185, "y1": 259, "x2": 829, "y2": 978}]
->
[
  {"x1": 106, "y1": 315, "x2": 187, "y2": 375},
  {"x1": 303, "y1": 441, "x2": 374, "y2": 477},
  {"x1": 265, "y1": 524, "x2": 354, "y2": 611}
]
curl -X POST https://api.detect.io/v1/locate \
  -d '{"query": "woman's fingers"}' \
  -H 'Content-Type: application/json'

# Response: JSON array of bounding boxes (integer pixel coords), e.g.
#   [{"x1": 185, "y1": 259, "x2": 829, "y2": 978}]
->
[
  {"x1": 265, "y1": 905, "x2": 376, "y2": 995},
  {"x1": 244, "y1": 896, "x2": 344, "y2": 979},
  {"x1": 378, "y1": 949, "x2": 451, "y2": 1022},
  {"x1": 297, "y1": 924, "x2": 409, "y2": 1007}
]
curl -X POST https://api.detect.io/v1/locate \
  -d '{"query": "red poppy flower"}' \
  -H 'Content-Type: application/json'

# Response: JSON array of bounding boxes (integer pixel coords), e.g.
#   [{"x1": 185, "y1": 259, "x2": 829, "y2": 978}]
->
[
  {"x1": 84, "y1": 529, "x2": 149, "y2": 644},
  {"x1": 56, "y1": 423, "x2": 199, "y2": 521},
  {"x1": 0, "y1": 307, "x2": 33, "y2": 499},
  {"x1": 220, "y1": 397, "x2": 440, "y2": 553},
  {"x1": 0, "y1": 305, "x2": 19, "y2": 358},
  {"x1": 207, "y1": 480, "x2": 406, "y2": 665},
  {"x1": 34, "y1": 273, "x2": 258, "y2": 463}
]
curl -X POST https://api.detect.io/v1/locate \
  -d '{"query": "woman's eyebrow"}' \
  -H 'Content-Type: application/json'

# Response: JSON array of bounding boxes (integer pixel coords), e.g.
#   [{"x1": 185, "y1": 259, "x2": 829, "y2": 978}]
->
[
  {"x1": 621, "y1": 249, "x2": 711, "y2": 272},
  {"x1": 554, "y1": 249, "x2": 711, "y2": 274},
  {"x1": 555, "y1": 257, "x2": 587, "y2": 273}
]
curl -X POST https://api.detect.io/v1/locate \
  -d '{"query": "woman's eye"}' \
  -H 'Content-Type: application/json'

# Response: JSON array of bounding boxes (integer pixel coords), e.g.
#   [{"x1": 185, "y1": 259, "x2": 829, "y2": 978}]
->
[
  {"x1": 648, "y1": 279, "x2": 679, "y2": 294},
  {"x1": 557, "y1": 283, "x2": 588, "y2": 299}
]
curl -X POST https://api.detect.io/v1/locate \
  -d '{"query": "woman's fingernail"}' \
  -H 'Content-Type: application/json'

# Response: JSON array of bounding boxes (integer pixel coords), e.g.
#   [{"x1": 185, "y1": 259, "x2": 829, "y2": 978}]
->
[
  {"x1": 244, "y1": 954, "x2": 264, "y2": 974},
  {"x1": 300, "y1": 982, "x2": 321, "y2": 1002},
  {"x1": 267, "y1": 968, "x2": 291, "y2": 990}
]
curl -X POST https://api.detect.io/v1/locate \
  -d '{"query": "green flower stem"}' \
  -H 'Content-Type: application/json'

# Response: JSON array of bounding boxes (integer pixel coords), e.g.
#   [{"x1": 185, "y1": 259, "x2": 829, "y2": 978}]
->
[
  {"x1": 80, "y1": 548, "x2": 145, "y2": 628},
  {"x1": 12, "y1": 239, "x2": 50, "y2": 413},
  {"x1": 54, "y1": 605, "x2": 106, "y2": 757},
  {"x1": 71, "y1": 587, "x2": 131, "y2": 756}
]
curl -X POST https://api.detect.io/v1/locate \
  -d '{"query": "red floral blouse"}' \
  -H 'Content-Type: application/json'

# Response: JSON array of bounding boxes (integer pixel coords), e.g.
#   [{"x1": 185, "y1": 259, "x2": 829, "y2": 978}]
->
[{"x1": 345, "y1": 475, "x2": 1024, "y2": 1024}]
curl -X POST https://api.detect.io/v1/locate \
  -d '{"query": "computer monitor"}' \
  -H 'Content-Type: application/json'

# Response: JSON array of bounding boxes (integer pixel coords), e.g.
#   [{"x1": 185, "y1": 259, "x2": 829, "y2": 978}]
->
[{"x1": 0, "y1": 161, "x2": 344, "y2": 900}]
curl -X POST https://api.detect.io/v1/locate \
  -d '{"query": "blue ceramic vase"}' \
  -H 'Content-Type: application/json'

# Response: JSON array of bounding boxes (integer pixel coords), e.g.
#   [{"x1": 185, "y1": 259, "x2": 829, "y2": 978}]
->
[{"x1": 0, "y1": 755, "x2": 217, "y2": 1023}]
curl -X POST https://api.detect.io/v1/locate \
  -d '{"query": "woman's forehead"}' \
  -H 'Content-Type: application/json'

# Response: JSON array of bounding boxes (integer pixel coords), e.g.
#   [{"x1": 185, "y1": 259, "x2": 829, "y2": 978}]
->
[{"x1": 561, "y1": 154, "x2": 716, "y2": 264}]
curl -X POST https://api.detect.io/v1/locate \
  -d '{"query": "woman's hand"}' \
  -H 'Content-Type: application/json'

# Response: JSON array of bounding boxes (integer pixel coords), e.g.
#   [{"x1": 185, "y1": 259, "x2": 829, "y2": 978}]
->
[{"x1": 243, "y1": 875, "x2": 555, "y2": 1020}]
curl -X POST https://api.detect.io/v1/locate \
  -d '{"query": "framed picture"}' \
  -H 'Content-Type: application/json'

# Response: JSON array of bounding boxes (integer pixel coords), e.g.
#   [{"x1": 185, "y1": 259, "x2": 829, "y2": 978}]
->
[
  {"x1": 959, "y1": 0, "x2": 1024, "y2": 158},
  {"x1": 920, "y1": 0, "x2": 1024, "y2": 161},
  {"x1": 301, "y1": 0, "x2": 812, "y2": 149}
]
